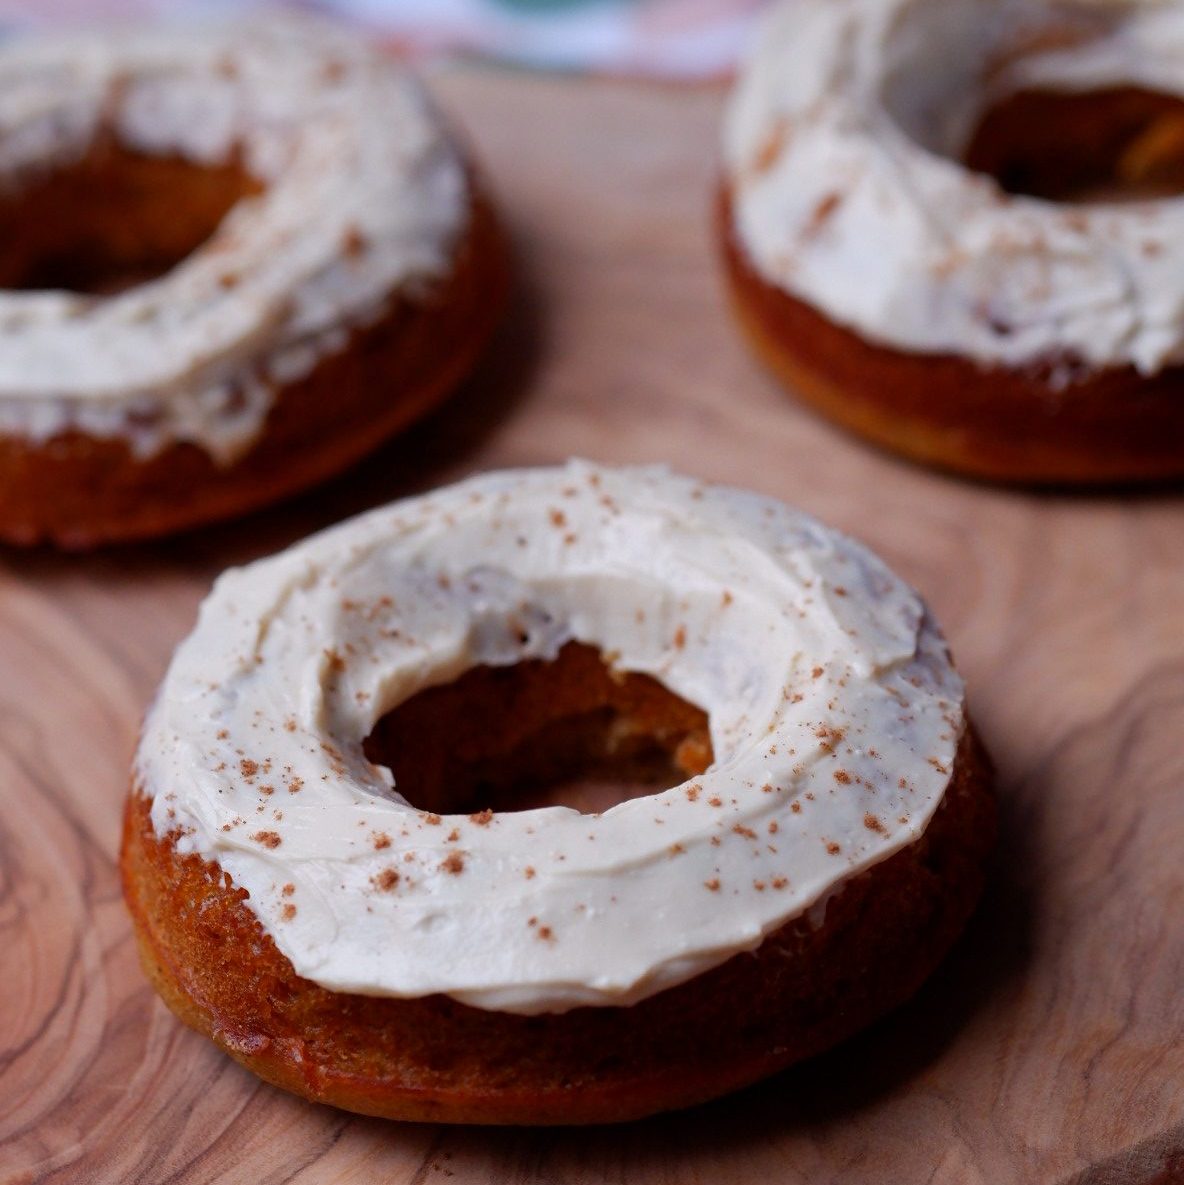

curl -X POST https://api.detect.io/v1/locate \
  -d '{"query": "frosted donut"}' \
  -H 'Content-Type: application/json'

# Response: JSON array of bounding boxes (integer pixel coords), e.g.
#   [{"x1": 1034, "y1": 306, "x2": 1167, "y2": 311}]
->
[
  {"x1": 122, "y1": 462, "x2": 994, "y2": 1124},
  {"x1": 0, "y1": 16, "x2": 506, "y2": 547},
  {"x1": 722, "y1": 0, "x2": 1184, "y2": 483}
]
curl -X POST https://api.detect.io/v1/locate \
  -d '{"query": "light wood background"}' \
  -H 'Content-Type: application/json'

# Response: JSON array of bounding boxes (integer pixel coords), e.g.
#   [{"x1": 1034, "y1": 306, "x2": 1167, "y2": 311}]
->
[{"x1": 4, "y1": 69, "x2": 1184, "y2": 1185}]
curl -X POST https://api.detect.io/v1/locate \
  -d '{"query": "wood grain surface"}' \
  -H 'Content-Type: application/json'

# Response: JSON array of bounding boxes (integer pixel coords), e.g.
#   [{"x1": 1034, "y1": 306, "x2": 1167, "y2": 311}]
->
[{"x1": 4, "y1": 68, "x2": 1184, "y2": 1185}]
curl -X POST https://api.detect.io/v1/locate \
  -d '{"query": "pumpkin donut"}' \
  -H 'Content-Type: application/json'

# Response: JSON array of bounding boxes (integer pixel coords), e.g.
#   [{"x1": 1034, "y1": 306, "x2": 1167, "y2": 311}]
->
[
  {"x1": 722, "y1": 0, "x2": 1184, "y2": 483},
  {"x1": 0, "y1": 16, "x2": 507, "y2": 547},
  {"x1": 122, "y1": 462, "x2": 994, "y2": 1124}
]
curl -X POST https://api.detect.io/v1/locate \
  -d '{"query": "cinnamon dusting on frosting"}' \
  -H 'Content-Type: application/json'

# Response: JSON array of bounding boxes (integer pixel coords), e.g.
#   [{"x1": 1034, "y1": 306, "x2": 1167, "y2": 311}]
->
[{"x1": 139, "y1": 462, "x2": 963, "y2": 1015}]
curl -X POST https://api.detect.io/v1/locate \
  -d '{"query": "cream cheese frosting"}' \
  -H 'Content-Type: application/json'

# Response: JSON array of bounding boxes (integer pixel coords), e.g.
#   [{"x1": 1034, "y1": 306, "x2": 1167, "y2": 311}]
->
[
  {"x1": 0, "y1": 15, "x2": 467, "y2": 461},
  {"x1": 137, "y1": 462, "x2": 965, "y2": 1015},
  {"x1": 725, "y1": 0, "x2": 1184, "y2": 376}
]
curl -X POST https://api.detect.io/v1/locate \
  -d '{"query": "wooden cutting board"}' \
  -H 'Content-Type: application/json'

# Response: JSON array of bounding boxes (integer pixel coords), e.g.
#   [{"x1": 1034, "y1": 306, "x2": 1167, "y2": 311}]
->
[{"x1": 4, "y1": 68, "x2": 1184, "y2": 1185}]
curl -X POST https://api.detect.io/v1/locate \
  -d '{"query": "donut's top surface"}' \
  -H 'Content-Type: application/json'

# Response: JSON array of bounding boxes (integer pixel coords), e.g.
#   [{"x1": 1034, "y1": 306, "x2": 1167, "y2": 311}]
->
[
  {"x1": 725, "y1": 0, "x2": 1184, "y2": 376},
  {"x1": 0, "y1": 16, "x2": 467, "y2": 460},
  {"x1": 138, "y1": 463, "x2": 965, "y2": 1015}
]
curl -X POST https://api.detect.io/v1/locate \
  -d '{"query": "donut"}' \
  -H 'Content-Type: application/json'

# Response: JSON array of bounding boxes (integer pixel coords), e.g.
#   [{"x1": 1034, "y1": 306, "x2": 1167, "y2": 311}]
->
[
  {"x1": 721, "y1": 0, "x2": 1184, "y2": 483},
  {"x1": 0, "y1": 17, "x2": 507, "y2": 547},
  {"x1": 122, "y1": 462, "x2": 994, "y2": 1124}
]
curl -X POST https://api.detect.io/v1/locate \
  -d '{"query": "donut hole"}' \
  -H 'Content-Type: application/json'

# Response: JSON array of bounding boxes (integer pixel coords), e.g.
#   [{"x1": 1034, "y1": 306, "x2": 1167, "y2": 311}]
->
[
  {"x1": 0, "y1": 137, "x2": 261, "y2": 294},
  {"x1": 877, "y1": 0, "x2": 1184, "y2": 204},
  {"x1": 963, "y1": 86, "x2": 1184, "y2": 202},
  {"x1": 363, "y1": 641, "x2": 714, "y2": 816}
]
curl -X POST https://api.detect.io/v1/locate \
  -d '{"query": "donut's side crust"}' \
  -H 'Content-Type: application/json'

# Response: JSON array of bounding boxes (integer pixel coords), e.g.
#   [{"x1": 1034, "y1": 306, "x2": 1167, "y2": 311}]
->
[
  {"x1": 121, "y1": 730, "x2": 995, "y2": 1125},
  {"x1": 0, "y1": 185, "x2": 509, "y2": 548},
  {"x1": 720, "y1": 188, "x2": 1184, "y2": 485}
]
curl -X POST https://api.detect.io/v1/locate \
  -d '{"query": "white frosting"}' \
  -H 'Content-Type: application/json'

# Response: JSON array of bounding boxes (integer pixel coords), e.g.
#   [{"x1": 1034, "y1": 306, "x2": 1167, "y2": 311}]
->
[
  {"x1": 0, "y1": 15, "x2": 467, "y2": 461},
  {"x1": 137, "y1": 462, "x2": 965, "y2": 1015},
  {"x1": 725, "y1": 0, "x2": 1184, "y2": 376}
]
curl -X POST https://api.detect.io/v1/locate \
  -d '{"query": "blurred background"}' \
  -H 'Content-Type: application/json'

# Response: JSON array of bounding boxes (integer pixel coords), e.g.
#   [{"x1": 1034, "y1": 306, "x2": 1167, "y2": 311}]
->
[{"x1": 0, "y1": 0, "x2": 768, "y2": 78}]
